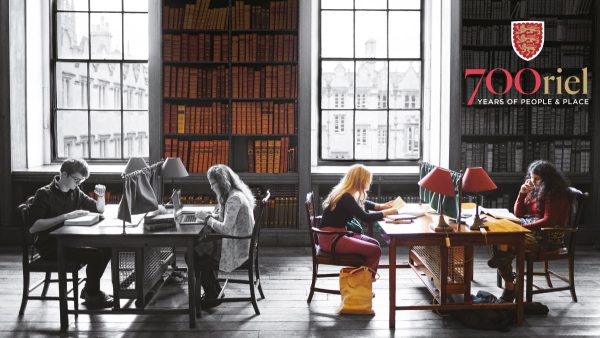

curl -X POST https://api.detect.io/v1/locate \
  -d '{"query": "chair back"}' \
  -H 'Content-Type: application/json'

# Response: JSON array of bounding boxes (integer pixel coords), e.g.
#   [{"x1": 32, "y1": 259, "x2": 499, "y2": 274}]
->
[
  {"x1": 249, "y1": 190, "x2": 270, "y2": 262},
  {"x1": 304, "y1": 192, "x2": 320, "y2": 256},
  {"x1": 564, "y1": 187, "x2": 589, "y2": 249},
  {"x1": 18, "y1": 197, "x2": 36, "y2": 268}
]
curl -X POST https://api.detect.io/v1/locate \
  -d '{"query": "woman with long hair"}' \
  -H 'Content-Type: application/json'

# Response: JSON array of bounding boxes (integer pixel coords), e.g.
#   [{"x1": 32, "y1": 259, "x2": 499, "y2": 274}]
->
[
  {"x1": 490, "y1": 160, "x2": 571, "y2": 303},
  {"x1": 192, "y1": 164, "x2": 256, "y2": 309},
  {"x1": 319, "y1": 164, "x2": 398, "y2": 275}
]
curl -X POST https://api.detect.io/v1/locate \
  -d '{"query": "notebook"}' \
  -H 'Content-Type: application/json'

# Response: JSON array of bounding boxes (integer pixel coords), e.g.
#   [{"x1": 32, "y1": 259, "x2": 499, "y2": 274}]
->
[{"x1": 64, "y1": 213, "x2": 101, "y2": 226}]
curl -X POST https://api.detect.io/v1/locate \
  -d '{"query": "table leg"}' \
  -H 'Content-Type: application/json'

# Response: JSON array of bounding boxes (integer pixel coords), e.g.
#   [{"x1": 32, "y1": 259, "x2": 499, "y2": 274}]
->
[
  {"x1": 111, "y1": 248, "x2": 121, "y2": 309},
  {"x1": 57, "y1": 239, "x2": 68, "y2": 332},
  {"x1": 187, "y1": 242, "x2": 197, "y2": 327},
  {"x1": 515, "y1": 235, "x2": 525, "y2": 325},
  {"x1": 389, "y1": 238, "x2": 397, "y2": 329}
]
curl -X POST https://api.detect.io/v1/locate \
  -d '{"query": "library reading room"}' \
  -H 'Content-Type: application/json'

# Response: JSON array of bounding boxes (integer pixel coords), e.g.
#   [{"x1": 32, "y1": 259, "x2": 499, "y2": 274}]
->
[{"x1": 1, "y1": 0, "x2": 599, "y2": 336}]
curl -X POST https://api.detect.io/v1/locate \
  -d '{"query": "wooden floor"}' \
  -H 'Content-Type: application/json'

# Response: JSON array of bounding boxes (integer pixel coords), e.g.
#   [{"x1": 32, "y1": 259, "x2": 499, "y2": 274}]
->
[{"x1": 1, "y1": 246, "x2": 599, "y2": 337}]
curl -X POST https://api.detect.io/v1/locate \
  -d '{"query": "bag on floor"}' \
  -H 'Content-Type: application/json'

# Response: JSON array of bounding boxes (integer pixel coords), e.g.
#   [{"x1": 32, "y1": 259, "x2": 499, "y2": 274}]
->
[{"x1": 338, "y1": 266, "x2": 375, "y2": 315}]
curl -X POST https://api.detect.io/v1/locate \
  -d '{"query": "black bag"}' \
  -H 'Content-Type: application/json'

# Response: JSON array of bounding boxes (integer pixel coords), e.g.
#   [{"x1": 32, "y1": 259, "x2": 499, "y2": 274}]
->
[{"x1": 449, "y1": 290, "x2": 515, "y2": 332}]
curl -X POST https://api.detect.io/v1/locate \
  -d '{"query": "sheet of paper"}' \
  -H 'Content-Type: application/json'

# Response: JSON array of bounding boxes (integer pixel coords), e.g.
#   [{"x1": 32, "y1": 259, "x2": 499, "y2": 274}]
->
[
  {"x1": 479, "y1": 207, "x2": 520, "y2": 222},
  {"x1": 390, "y1": 196, "x2": 406, "y2": 210}
]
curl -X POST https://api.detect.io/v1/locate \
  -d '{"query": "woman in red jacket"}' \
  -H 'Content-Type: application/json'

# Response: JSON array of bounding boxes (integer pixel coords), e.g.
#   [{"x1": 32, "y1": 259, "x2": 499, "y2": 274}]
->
[{"x1": 490, "y1": 160, "x2": 571, "y2": 302}]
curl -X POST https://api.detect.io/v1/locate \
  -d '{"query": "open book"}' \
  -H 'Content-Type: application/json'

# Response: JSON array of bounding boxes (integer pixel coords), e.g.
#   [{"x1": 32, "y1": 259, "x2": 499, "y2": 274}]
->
[
  {"x1": 64, "y1": 212, "x2": 101, "y2": 226},
  {"x1": 479, "y1": 207, "x2": 520, "y2": 223}
]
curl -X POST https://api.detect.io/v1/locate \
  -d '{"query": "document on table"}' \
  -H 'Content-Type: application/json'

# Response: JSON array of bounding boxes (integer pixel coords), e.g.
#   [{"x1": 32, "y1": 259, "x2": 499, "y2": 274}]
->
[{"x1": 479, "y1": 207, "x2": 520, "y2": 222}]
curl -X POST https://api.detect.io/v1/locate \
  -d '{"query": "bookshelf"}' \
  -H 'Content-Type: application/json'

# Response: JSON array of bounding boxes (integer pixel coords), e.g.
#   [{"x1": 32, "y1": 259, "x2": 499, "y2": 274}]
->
[
  {"x1": 161, "y1": 0, "x2": 299, "y2": 229},
  {"x1": 460, "y1": 0, "x2": 596, "y2": 222}
]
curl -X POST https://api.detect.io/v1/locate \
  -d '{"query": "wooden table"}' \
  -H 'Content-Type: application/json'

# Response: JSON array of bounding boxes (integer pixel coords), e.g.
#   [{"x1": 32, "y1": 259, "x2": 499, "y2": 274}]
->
[
  {"x1": 380, "y1": 204, "x2": 529, "y2": 329},
  {"x1": 52, "y1": 205, "x2": 212, "y2": 332}
]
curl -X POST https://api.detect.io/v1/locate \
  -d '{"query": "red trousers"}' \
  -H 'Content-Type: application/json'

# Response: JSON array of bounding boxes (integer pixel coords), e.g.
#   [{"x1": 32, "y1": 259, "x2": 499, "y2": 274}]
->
[{"x1": 318, "y1": 227, "x2": 381, "y2": 273}]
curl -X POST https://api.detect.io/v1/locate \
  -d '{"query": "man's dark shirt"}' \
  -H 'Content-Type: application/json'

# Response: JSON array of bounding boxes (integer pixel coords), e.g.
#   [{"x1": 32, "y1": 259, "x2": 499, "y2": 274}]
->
[
  {"x1": 320, "y1": 192, "x2": 383, "y2": 229},
  {"x1": 28, "y1": 176, "x2": 98, "y2": 257}
]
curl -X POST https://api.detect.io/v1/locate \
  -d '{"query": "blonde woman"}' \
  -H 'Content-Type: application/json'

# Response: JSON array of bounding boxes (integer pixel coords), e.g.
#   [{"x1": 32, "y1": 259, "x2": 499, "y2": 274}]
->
[{"x1": 319, "y1": 164, "x2": 398, "y2": 274}]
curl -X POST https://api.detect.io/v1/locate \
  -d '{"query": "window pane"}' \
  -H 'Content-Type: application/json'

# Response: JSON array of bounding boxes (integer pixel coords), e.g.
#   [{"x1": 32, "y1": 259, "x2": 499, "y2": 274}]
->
[
  {"x1": 355, "y1": 11, "x2": 387, "y2": 58},
  {"x1": 321, "y1": 110, "x2": 353, "y2": 160},
  {"x1": 389, "y1": 61, "x2": 421, "y2": 109},
  {"x1": 90, "y1": 0, "x2": 121, "y2": 12},
  {"x1": 56, "y1": 110, "x2": 88, "y2": 159},
  {"x1": 356, "y1": 0, "x2": 386, "y2": 10},
  {"x1": 56, "y1": 62, "x2": 88, "y2": 109},
  {"x1": 91, "y1": 110, "x2": 121, "y2": 158},
  {"x1": 389, "y1": 12, "x2": 420, "y2": 58},
  {"x1": 389, "y1": 0, "x2": 421, "y2": 10},
  {"x1": 124, "y1": 14, "x2": 148, "y2": 60},
  {"x1": 355, "y1": 110, "x2": 387, "y2": 160},
  {"x1": 124, "y1": 111, "x2": 150, "y2": 157},
  {"x1": 356, "y1": 61, "x2": 387, "y2": 109},
  {"x1": 321, "y1": 11, "x2": 353, "y2": 58},
  {"x1": 124, "y1": 0, "x2": 148, "y2": 12},
  {"x1": 122, "y1": 63, "x2": 149, "y2": 110},
  {"x1": 321, "y1": 61, "x2": 354, "y2": 109},
  {"x1": 90, "y1": 13, "x2": 122, "y2": 59},
  {"x1": 89, "y1": 63, "x2": 121, "y2": 109},
  {"x1": 321, "y1": 0, "x2": 352, "y2": 9},
  {"x1": 57, "y1": 13, "x2": 89, "y2": 59},
  {"x1": 57, "y1": 0, "x2": 88, "y2": 11},
  {"x1": 389, "y1": 110, "x2": 420, "y2": 159}
]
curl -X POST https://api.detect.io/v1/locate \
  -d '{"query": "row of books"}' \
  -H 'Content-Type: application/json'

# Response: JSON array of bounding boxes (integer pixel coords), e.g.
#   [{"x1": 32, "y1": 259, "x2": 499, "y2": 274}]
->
[
  {"x1": 463, "y1": 47, "x2": 591, "y2": 69},
  {"x1": 164, "y1": 138, "x2": 230, "y2": 173},
  {"x1": 530, "y1": 106, "x2": 589, "y2": 136},
  {"x1": 464, "y1": 193, "x2": 514, "y2": 210},
  {"x1": 163, "y1": 33, "x2": 298, "y2": 63},
  {"x1": 463, "y1": 50, "x2": 524, "y2": 69},
  {"x1": 525, "y1": 140, "x2": 591, "y2": 173},
  {"x1": 462, "y1": 20, "x2": 592, "y2": 46},
  {"x1": 163, "y1": 103, "x2": 227, "y2": 135},
  {"x1": 231, "y1": 0, "x2": 298, "y2": 30},
  {"x1": 166, "y1": 193, "x2": 217, "y2": 205},
  {"x1": 232, "y1": 65, "x2": 298, "y2": 99},
  {"x1": 164, "y1": 65, "x2": 229, "y2": 98},
  {"x1": 162, "y1": 1, "x2": 228, "y2": 30},
  {"x1": 461, "y1": 107, "x2": 526, "y2": 136},
  {"x1": 247, "y1": 137, "x2": 296, "y2": 174},
  {"x1": 461, "y1": 141, "x2": 525, "y2": 173},
  {"x1": 232, "y1": 102, "x2": 295, "y2": 135},
  {"x1": 462, "y1": 0, "x2": 591, "y2": 19},
  {"x1": 86, "y1": 191, "x2": 122, "y2": 204}
]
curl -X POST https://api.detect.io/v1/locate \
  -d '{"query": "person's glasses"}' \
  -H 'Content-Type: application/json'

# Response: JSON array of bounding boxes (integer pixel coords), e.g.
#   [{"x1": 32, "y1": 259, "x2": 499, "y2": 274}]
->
[{"x1": 70, "y1": 175, "x2": 86, "y2": 185}]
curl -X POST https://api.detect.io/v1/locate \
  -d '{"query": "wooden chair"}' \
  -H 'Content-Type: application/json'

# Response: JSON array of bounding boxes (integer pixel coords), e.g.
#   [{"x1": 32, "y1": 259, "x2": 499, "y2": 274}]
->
[
  {"x1": 305, "y1": 192, "x2": 367, "y2": 303},
  {"x1": 18, "y1": 197, "x2": 85, "y2": 316},
  {"x1": 525, "y1": 187, "x2": 588, "y2": 302},
  {"x1": 197, "y1": 190, "x2": 269, "y2": 316}
]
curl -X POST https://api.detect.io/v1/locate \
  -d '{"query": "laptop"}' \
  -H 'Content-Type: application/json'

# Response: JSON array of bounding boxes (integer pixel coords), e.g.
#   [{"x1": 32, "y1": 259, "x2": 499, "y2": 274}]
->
[{"x1": 171, "y1": 190, "x2": 205, "y2": 225}]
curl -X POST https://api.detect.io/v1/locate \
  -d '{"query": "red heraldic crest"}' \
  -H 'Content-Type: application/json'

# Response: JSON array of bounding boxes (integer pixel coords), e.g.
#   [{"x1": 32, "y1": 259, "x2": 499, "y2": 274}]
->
[{"x1": 511, "y1": 21, "x2": 544, "y2": 61}]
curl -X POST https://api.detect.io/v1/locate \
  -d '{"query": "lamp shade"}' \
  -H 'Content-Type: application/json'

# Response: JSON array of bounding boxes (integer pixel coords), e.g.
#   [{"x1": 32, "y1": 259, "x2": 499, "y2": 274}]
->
[
  {"x1": 418, "y1": 167, "x2": 456, "y2": 197},
  {"x1": 462, "y1": 167, "x2": 497, "y2": 192},
  {"x1": 161, "y1": 157, "x2": 189, "y2": 178},
  {"x1": 123, "y1": 157, "x2": 148, "y2": 174}
]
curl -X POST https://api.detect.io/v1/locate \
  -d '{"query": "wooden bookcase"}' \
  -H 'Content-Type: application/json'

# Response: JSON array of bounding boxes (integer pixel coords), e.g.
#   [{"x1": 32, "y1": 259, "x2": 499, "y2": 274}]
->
[
  {"x1": 460, "y1": 0, "x2": 596, "y2": 223},
  {"x1": 160, "y1": 0, "x2": 299, "y2": 229}
]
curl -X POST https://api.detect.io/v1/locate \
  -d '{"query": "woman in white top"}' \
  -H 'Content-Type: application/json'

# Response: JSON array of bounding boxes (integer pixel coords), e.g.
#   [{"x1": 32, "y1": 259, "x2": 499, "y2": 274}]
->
[{"x1": 192, "y1": 164, "x2": 256, "y2": 309}]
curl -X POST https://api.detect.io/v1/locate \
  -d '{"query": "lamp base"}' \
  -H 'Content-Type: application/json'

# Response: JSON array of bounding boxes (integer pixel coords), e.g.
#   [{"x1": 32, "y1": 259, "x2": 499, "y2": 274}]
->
[
  {"x1": 468, "y1": 215, "x2": 489, "y2": 231},
  {"x1": 430, "y1": 214, "x2": 454, "y2": 232}
]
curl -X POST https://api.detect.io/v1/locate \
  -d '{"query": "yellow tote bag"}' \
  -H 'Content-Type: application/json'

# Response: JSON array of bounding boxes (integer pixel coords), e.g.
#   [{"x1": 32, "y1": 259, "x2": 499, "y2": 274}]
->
[{"x1": 339, "y1": 266, "x2": 375, "y2": 315}]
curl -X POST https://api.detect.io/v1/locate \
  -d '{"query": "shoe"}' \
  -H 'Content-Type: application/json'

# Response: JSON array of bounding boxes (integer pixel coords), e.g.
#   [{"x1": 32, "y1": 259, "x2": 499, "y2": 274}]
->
[
  {"x1": 84, "y1": 291, "x2": 114, "y2": 309},
  {"x1": 200, "y1": 292, "x2": 225, "y2": 310},
  {"x1": 496, "y1": 288, "x2": 516, "y2": 303},
  {"x1": 487, "y1": 251, "x2": 515, "y2": 268}
]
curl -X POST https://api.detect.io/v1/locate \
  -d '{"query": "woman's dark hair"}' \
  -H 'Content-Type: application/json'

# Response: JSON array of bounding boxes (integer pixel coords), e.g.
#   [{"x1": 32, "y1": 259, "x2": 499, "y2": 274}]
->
[
  {"x1": 525, "y1": 160, "x2": 570, "y2": 213},
  {"x1": 60, "y1": 158, "x2": 90, "y2": 178}
]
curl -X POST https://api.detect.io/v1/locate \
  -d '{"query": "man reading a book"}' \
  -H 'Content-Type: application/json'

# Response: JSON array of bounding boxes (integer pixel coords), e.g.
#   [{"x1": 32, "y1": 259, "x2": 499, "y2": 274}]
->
[{"x1": 27, "y1": 158, "x2": 113, "y2": 308}]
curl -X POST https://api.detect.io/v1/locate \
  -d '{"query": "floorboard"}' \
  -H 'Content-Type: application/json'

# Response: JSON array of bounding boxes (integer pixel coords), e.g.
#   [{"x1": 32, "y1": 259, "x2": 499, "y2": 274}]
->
[{"x1": 1, "y1": 246, "x2": 599, "y2": 337}]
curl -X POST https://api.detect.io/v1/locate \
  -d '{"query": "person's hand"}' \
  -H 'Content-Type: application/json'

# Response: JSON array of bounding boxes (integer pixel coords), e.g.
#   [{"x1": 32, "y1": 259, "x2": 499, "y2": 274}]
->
[
  {"x1": 519, "y1": 179, "x2": 534, "y2": 194},
  {"x1": 94, "y1": 184, "x2": 106, "y2": 198},
  {"x1": 64, "y1": 210, "x2": 90, "y2": 220},
  {"x1": 379, "y1": 201, "x2": 394, "y2": 210},
  {"x1": 382, "y1": 208, "x2": 398, "y2": 216},
  {"x1": 196, "y1": 210, "x2": 209, "y2": 220}
]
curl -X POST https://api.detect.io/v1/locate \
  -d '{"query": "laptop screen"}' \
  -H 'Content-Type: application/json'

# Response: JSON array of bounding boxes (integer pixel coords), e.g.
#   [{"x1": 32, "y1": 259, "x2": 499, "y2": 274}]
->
[{"x1": 171, "y1": 189, "x2": 183, "y2": 216}]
